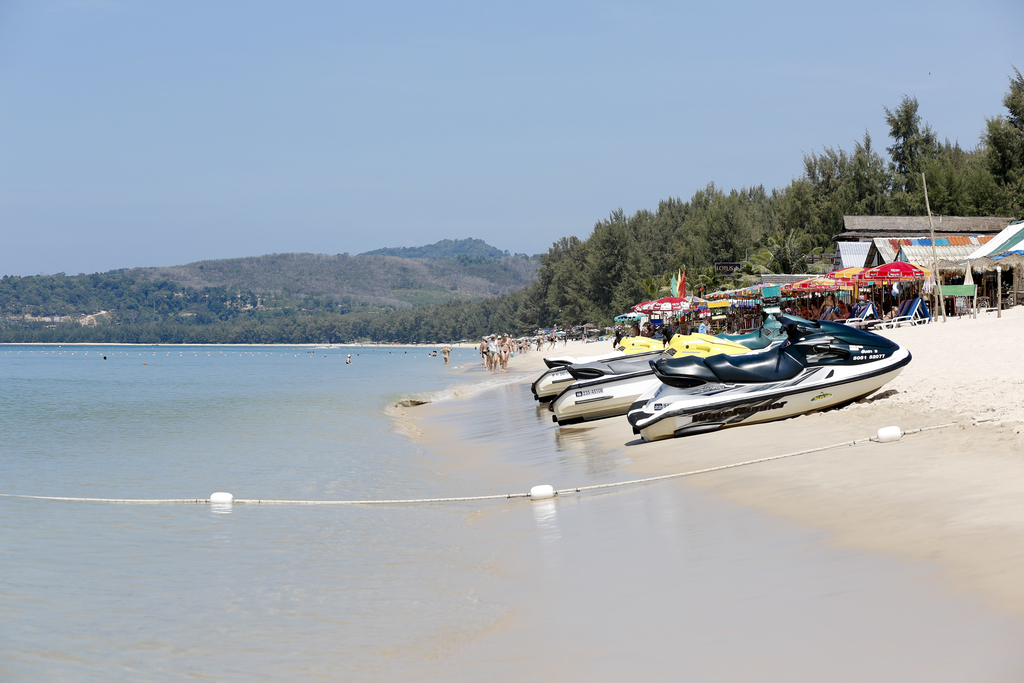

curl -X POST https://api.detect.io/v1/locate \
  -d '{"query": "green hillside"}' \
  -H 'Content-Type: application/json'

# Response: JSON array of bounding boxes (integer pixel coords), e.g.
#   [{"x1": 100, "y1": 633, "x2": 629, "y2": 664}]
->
[{"x1": 361, "y1": 237, "x2": 516, "y2": 259}]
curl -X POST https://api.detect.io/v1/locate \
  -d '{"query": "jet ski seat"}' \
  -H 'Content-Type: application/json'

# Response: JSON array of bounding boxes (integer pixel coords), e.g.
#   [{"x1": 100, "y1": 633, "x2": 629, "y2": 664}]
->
[
  {"x1": 568, "y1": 356, "x2": 654, "y2": 380},
  {"x1": 654, "y1": 347, "x2": 803, "y2": 387},
  {"x1": 718, "y1": 329, "x2": 775, "y2": 350},
  {"x1": 703, "y1": 347, "x2": 804, "y2": 383}
]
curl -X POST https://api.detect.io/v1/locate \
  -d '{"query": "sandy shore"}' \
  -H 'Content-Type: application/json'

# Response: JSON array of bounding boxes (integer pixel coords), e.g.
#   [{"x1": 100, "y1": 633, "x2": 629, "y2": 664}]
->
[{"x1": 414, "y1": 307, "x2": 1024, "y2": 617}]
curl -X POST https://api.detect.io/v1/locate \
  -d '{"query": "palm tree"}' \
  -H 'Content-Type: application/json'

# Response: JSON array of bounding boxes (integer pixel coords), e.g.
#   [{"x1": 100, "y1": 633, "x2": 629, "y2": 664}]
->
[
  {"x1": 740, "y1": 230, "x2": 833, "y2": 278},
  {"x1": 691, "y1": 265, "x2": 724, "y2": 297},
  {"x1": 641, "y1": 273, "x2": 671, "y2": 299}
]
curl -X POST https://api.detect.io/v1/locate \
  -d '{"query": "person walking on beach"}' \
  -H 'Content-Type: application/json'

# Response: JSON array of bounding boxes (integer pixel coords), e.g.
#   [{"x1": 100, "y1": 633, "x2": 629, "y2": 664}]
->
[
  {"x1": 486, "y1": 334, "x2": 500, "y2": 373},
  {"x1": 498, "y1": 335, "x2": 512, "y2": 373},
  {"x1": 479, "y1": 339, "x2": 488, "y2": 369}
]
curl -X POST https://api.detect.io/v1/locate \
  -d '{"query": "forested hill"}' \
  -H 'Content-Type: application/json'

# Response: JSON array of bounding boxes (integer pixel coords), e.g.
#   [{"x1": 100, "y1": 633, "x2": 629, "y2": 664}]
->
[
  {"x1": 361, "y1": 237, "x2": 524, "y2": 259},
  {"x1": 129, "y1": 250, "x2": 538, "y2": 309},
  {"x1": 0, "y1": 245, "x2": 539, "y2": 343}
]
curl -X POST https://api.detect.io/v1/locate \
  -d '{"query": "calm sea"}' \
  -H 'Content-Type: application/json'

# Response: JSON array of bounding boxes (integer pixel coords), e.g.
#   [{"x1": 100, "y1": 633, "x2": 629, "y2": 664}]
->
[{"x1": 3, "y1": 344, "x2": 1024, "y2": 681}]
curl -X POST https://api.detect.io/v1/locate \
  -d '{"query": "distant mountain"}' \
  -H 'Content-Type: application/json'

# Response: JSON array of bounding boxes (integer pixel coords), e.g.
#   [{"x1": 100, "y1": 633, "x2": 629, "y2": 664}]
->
[
  {"x1": 0, "y1": 247, "x2": 539, "y2": 325},
  {"x1": 129, "y1": 250, "x2": 537, "y2": 310},
  {"x1": 361, "y1": 238, "x2": 510, "y2": 260}
]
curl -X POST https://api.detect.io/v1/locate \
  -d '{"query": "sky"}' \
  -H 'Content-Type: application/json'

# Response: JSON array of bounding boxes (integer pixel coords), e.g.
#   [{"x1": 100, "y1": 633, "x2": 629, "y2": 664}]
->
[{"x1": 1, "y1": 1, "x2": 1021, "y2": 277}]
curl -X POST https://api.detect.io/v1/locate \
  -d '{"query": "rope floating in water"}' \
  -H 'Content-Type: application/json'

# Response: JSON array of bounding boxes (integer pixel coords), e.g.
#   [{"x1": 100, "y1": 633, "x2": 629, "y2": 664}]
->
[{"x1": 0, "y1": 422, "x2": 958, "y2": 507}]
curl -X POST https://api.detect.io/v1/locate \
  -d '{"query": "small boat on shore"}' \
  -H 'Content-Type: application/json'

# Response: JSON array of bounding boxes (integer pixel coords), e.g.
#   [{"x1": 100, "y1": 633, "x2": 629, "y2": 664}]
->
[{"x1": 626, "y1": 316, "x2": 911, "y2": 441}]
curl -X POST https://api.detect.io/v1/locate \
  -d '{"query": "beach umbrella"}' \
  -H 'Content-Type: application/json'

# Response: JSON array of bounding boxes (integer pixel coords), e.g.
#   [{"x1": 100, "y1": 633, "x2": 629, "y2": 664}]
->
[
  {"x1": 856, "y1": 261, "x2": 929, "y2": 282},
  {"x1": 785, "y1": 277, "x2": 840, "y2": 293},
  {"x1": 631, "y1": 300, "x2": 656, "y2": 313},
  {"x1": 825, "y1": 267, "x2": 865, "y2": 285},
  {"x1": 632, "y1": 296, "x2": 690, "y2": 313}
]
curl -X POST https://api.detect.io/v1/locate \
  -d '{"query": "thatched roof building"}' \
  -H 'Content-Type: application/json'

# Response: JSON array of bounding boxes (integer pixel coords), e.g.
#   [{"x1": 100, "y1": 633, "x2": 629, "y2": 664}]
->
[{"x1": 838, "y1": 216, "x2": 1013, "y2": 242}]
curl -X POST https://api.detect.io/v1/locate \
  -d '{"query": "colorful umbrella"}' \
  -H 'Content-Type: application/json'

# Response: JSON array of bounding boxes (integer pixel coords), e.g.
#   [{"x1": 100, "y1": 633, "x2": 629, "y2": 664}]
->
[
  {"x1": 856, "y1": 261, "x2": 929, "y2": 282},
  {"x1": 631, "y1": 296, "x2": 691, "y2": 313},
  {"x1": 825, "y1": 267, "x2": 865, "y2": 284},
  {"x1": 785, "y1": 277, "x2": 841, "y2": 293}
]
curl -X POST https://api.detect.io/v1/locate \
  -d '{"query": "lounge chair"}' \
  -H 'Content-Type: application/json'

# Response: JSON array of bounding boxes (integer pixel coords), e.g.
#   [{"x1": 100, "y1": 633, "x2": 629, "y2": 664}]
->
[
  {"x1": 841, "y1": 301, "x2": 881, "y2": 328},
  {"x1": 878, "y1": 298, "x2": 930, "y2": 329}
]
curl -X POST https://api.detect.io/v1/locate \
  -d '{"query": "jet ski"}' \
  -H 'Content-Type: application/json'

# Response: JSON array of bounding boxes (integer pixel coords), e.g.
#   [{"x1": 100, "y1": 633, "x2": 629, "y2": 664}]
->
[
  {"x1": 626, "y1": 315, "x2": 911, "y2": 441},
  {"x1": 531, "y1": 336, "x2": 677, "y2": 402},
  {"x1": 542, "y1": 335, "x2": 669, "y2": 369},
  {"x1": 532, "y1": 315, "x2": 785, "y2": 403},
  {"x1": 548, "y1": 324, "x2": 785, "y2": 425}
]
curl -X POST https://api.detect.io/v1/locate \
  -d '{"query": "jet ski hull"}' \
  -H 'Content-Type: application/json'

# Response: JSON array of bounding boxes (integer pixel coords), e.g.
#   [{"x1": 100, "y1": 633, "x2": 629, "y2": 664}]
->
[
  {"x1": 549, "y1": 372, "x2": 661, "y2": 425},
  {"x1": 550, "y1": 337, "x2": 786, "y2": 424},
  {"x1": 629, "y1": 348, "x2": 911, "y2": 441},
  {"x1": 531, "y1": 350, "x2": 663, "y2": 402}
]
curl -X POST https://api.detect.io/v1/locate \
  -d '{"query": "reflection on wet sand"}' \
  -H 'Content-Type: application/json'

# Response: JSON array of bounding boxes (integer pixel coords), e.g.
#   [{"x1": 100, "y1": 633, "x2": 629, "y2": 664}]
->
[{"x1": 413, "y1": 375, "x2": 1024, "y2": 680}]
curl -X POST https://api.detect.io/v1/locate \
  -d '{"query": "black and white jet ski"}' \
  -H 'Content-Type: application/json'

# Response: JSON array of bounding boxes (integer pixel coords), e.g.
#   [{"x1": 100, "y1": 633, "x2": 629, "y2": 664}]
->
[
  {"x1": 626, "y1": 315, "x2": 911, "y2": 441},
  {"x1": 531, "y1": 336, "x2": 669, "y2": 403},
  {"x1": 548, "y1": 323, "x2": 786, "y2": 425}
]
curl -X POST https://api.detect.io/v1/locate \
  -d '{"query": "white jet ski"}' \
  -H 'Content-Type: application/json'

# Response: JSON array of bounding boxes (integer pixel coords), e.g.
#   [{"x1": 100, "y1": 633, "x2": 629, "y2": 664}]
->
[
  {"x1": 626, "y1": 316, "x2": 911, "y2": 441},
  {"x1": 531, "y1": 336, "x2": 668, "y2": 403},
  {"x1": 548, "y1": 324, "x2": 785, "y2": 425}
]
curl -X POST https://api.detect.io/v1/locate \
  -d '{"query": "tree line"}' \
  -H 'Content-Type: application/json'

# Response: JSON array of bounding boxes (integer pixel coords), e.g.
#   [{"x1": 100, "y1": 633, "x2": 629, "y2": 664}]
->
[{"x1": 3, "y1": 69, "x2": 1022, "y2": 344}]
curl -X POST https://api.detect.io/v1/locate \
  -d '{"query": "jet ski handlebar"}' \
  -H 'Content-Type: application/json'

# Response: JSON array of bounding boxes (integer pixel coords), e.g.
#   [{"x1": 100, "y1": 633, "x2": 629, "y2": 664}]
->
[{"x1": 777, "y1": 314, "x2": 823, "y2": 342}]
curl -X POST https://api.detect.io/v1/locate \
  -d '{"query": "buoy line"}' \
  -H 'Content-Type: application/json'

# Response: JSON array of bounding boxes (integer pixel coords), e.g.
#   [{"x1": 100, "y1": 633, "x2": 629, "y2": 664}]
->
[{"x1": 0, "y1": 422, "x2": 959, "y2": 507}]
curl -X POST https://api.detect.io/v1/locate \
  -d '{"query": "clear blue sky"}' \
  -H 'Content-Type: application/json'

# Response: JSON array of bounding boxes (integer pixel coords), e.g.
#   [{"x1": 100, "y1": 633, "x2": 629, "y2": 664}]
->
[{"x1": 1, "y1": 0, "x2": 1021, "y2": 276}]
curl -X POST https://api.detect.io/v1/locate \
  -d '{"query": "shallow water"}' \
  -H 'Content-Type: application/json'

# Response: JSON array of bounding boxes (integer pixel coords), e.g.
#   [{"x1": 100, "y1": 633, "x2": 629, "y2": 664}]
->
[{"x1": 2, "y1": 346, "x2": 1023, "y2": 681}]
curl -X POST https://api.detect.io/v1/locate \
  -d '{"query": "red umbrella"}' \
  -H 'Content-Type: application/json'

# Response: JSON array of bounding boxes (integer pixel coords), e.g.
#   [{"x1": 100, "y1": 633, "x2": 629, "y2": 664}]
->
[
  {"x1": 632, "y1": 297, "x2": 690, "y2": 313},
  {"x1": 856, "y1": 261, "x2": 929, "y2": 282}
]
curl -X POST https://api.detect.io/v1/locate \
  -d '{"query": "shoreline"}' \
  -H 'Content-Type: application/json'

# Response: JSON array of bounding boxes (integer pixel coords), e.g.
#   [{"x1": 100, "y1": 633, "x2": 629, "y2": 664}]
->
[
  {"x1": 0, "y1": 341, "x2": 485, "y2": 349},
  {"x1": 407, "y1": 307, "x2": 1024, "y2": 616}
]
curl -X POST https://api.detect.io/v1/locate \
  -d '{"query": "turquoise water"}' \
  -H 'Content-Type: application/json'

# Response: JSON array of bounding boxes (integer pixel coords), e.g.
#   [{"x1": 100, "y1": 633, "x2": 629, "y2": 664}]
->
[
  {"x1": 0, "y1": 345, "x2": 507, "y2": 680},
  {"x1": 3, "y1": 344, "x2": 1024, "y2": 681}
]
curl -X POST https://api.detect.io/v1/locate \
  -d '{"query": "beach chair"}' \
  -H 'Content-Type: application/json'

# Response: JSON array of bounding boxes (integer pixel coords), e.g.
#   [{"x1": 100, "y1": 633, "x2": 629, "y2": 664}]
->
[
  {"x1": 878, "y1": 298, "x2": 930, "y2": 329},
  {"x1": 842, "y1": 302, "x2": 880, "y2": 328},
  {"x1": 834, "y1": 302, "x2": 862, "y2": 323}
]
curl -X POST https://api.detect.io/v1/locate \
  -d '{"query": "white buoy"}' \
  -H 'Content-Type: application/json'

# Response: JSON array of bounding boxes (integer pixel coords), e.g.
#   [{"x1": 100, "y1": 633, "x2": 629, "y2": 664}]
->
[
  {"x1": 530, "y1": 484, "x2": 555, "y2": 500},
  {"x1": 876, "y1": 426, "x2": 902, "y2": 443},
  {"x1": 209, "y1": 491, "x2": 234, "y2": 504}
]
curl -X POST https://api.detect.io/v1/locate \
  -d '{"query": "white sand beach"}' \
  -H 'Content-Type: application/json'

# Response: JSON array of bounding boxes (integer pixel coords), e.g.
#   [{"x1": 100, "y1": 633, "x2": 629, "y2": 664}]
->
[{"x1": 415, "y1": 308, "x2": 1024, "y2": 618}]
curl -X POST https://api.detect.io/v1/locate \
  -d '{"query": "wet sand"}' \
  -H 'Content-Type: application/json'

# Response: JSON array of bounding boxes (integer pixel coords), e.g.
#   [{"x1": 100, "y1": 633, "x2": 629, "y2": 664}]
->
[{"x1": 396, "y1": 310, "x2": 1024, "y2": 677}]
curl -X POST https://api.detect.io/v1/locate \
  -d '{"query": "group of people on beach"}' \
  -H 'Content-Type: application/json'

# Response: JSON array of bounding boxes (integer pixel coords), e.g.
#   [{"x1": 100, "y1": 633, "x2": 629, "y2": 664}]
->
[
  {"x1": 479, "y1": 334, "x2": 518, "y2": 373},
  {"x1": 785, "y1": 294, "x2": 850, "y2": 321}
]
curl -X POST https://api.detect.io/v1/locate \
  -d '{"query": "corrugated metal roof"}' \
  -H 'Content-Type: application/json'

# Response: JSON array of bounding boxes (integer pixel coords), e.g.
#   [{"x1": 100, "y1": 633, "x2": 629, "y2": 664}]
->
[
  {"x1": 966, "y1": 220, "x2": 1024, "y2": 259},
  {"x1": 837, "y1": 242, "x2": 870, "y2": 268},
  {"x1": 867, "y1": 238, "x2": 899, "y2": 265},
  {"x1": 897, "y1": 244, "x2": 984, "y2": 266}
]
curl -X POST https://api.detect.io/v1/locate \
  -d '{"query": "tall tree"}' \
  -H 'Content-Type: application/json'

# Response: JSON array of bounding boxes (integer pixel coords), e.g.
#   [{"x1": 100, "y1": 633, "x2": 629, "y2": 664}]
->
[
  {"x1": 884, "y1": 95, "x2": 939, "y2": 194},
  {"x1": 984, "y1": 66, "x2": 1024, "y2": 216}
]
